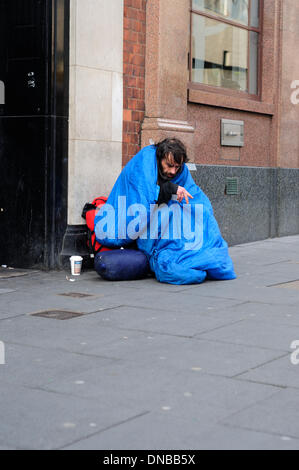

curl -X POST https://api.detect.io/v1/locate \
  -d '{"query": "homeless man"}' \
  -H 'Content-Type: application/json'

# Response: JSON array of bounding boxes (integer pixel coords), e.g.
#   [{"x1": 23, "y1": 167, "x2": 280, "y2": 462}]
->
[{"x1": 94, "y1": 137, "x2": 236, "y2": 285}]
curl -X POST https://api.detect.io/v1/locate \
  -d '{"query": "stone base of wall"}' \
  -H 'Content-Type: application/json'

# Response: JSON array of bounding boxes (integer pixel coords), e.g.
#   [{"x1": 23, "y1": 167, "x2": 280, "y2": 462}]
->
[
  {"x1": 60, "y1": 167, "x2": 299, "y2": 261},
  {"x1": 191, "y1": 165, "x2": 299, "y2": 246},
  {"x1": 60, "y1": 224, "x2": 91, "y2": 269}
]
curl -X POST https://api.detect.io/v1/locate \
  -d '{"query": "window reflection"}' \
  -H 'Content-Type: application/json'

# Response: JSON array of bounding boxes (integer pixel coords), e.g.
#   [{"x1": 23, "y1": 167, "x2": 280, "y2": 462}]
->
[
  {"x1": 192, "y1": 0, "x2": 249, "y2": 26},
  {"x1": 192, "y1": 15, "x2": 249, "y2": 91},
  {"x1": 191, "y1": 0, "x2": 260, "y2": 94}
]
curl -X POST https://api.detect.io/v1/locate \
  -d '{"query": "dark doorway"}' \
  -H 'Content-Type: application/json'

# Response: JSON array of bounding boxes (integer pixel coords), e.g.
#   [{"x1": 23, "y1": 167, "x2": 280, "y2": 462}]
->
[{"x1": 0, "y1": 0, "x2": 69, "y2": 268}]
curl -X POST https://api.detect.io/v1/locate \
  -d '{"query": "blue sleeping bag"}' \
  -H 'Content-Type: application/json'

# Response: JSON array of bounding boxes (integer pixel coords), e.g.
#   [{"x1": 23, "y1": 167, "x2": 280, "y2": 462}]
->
[
  {"x1": 94, "y1": 249, "x2": 149, "y2": 281},
  {"x1": 94, "y1": 145, "x2": 236, "y2": 285}
]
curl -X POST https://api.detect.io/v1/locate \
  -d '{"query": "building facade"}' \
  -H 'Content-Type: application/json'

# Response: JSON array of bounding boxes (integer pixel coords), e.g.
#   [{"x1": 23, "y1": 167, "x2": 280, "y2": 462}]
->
[{"x1": 0, "y1": 0, "x2": 298, "y2": 268}]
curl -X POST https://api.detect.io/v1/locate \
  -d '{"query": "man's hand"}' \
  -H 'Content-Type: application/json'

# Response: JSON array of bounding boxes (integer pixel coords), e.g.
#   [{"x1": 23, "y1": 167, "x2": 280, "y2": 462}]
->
[{"x1": 176, "y1": 186, "x2": 193, "y2": 204}]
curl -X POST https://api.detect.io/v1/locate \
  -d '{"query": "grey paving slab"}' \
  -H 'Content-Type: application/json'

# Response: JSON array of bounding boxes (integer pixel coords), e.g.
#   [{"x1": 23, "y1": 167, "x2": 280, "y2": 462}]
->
[
  {"x1": 0, "y1": 342, "x2": 117, "y2": 388},
  {"x1": 42, "y1": 363, "x2": 279, "y2": 418},
  {"x1": 237, "y1": 354, "x2": 299, "y2": 389},
  {"x1": 113, "y1": 290, "x2": 244, "y2": 314},
  {"x1": 0, "y1": 313, "x2": 148, "y2": 356},
  {"x1": 63, "y1": 415, "x2": 299, "y2": 450},
  {"x1": 209, "y1": 301, "x2": 299, "y2": 325},
  {"x1": 197, "y1": 317, "x2": 299, "y2": 352},
  {"x1": 71, "y1": 272, "x2": 196, "y2": 293},
  {"x1": 0, "y1": 267, "x2": 39, "y2": 279},
  {"x1": 62, "y1": 411, "x2": 208, "y2": 450},
  {"x1": 232, "y1": 259, "x2": 294, "y2": 276},
  {"x1": 80, "y1": 305, "x2": 247, "y2": 337},
  {"x1": 183, "y1": 280, "x2": 299, "y2": 306},
  {"x1": 0, "y1": 382, "x2": 148, "y2": 450},
  {"x1": 248, "y1": 267, "x2": 299, "y2": 286},
  {"x1": 0, "y1": 311, "x2": 281, "y2": 378},
  {"x1": 1, "y1": 272, "x2": 228, "y2": 320},
  {"x1": 74, "y1": 332, "x2": 287, "y2": 377},
  {"x1": 0, "y1": 288, "x2": 124, "y2": 317},
  {"x1": 193, "y1": 425, "x2": 299, "y2": 450},
  {"x1": 221, "y1": 388, "x2": 299, "y2": 439}
]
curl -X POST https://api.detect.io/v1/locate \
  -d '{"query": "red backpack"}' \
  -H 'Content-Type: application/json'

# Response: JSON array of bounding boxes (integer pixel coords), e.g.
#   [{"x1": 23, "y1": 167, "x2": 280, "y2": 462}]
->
[{"x1": 81, "y1": 197, "x2": 111, "y2": 255}]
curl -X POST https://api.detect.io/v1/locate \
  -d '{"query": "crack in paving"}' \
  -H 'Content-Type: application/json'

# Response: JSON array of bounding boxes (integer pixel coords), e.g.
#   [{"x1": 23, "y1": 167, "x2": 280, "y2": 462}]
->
[
  {"x1": 217, "y1": 421, "x2": 299, "y2": 443},
  {"x1": 57, "y1": 410, "x2": 151, "y2": 450},
  {"x1": 232, "y1": 376, "x2": 288, "y2": 390},
  {"x1": 192, "y1": 337, "x2": 289, "y2": 354},
  {"x1": 93, "y1": 317, "x2": 247, "y2": 340},
  {"x1": 0, "y1": 339, "x2": 122, "y2": 362},
  {"x1": 232, "y1": 352, "x2": 291, "y2": 378},
  {"x1": 218, "y1": 387, "x2": 284, "y2": 429}
]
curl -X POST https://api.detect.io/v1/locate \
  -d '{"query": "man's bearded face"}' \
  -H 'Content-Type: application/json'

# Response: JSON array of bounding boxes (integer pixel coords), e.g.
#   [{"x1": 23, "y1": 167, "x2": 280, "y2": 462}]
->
[{"x1": 160, "y1": 152, "x2": 182, "y2": 179}]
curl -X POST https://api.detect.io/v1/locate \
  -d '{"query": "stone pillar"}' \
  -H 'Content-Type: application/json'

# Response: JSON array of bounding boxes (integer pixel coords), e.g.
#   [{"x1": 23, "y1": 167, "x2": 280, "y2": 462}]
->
[
  {"x1": 61, "y1": 0, "x2": 124, "y2": 260},
  {"x1": 141, "y1": 0, "x2": 195, "y2": 158}
]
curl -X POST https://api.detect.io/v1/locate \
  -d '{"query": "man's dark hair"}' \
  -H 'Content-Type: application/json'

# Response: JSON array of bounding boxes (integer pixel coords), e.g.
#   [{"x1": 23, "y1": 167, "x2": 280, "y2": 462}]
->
[{"x1": 155, "y1": 138, "x2": 189, "y2": 165}]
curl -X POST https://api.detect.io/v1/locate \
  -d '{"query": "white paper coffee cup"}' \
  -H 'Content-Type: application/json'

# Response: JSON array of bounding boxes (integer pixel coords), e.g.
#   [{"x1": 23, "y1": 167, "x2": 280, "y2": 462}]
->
[{"x1": 70, "y1": 256, "x2": 83, "y2": 276}]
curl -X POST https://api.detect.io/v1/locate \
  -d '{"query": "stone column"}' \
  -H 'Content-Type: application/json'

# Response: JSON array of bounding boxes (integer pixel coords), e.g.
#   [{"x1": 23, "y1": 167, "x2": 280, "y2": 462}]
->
[
  {"x1": 141, "y1": 0, "x2": 195, "y2": 158},
  {"x1": 61, "y1": 0, "x2": 124, "y2": 260}
]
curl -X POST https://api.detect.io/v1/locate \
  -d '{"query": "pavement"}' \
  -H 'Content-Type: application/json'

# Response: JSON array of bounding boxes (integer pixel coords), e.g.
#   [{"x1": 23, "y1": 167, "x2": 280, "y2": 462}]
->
[{"x1": 0, "y1": 235, "x2": 299, "y2": 450}]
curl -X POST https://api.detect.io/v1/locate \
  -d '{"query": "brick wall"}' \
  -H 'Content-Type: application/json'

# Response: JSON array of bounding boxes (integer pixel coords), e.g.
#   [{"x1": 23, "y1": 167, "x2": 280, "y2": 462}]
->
[{"x1": 123, "y1": 0, "x2": 146, "y2": 166}]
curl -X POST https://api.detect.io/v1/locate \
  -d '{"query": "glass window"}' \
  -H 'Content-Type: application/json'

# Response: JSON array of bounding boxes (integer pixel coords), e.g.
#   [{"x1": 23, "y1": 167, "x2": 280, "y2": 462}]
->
[
  {"x1": 192, "y1": 0, "x2": 249, "y2": 26},
  {"x1": 191, "y1": 0, "x2": 261, "y2": 95},
  {"x1": 250, "y1": 0, "x2": 260, "y2": 27}
]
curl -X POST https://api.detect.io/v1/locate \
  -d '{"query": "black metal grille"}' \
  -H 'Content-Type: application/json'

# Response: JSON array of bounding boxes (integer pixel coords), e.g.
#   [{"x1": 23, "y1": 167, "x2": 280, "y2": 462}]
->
[{"x1": 225, "y1": 177, "x2": 239, "y2": 195}]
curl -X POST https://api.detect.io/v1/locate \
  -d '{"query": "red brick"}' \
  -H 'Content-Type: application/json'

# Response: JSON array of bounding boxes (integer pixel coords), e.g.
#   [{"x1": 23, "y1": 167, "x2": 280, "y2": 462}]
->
[
  {"x1": 132, "y1": 111, "x2": 144, "y2": 122},
  {"x1": 127, "y1": 98, "x2": 137, "y2": 110},
  {"x1": 132, "y1": 19, "x2": 142, "y2": 33},
  {"x1": 136, "y1": 77, "x2": 145, "y2": 88},
  {"x1": 124, "y1": 29, "x2": 138, "y2": 43},
  {"x1": 128, "y1": 143, "x2": 139, "y2": 155},
  {"x1": 138, "y1": 32, "x2": 146, "y2": 44},
  {"x1": 123, "y1": 109, "x2": 132, "y2": 121},
  {"x1": 125, "y1": 121, "x2": 135, "y2": 133},
  {"x1": 132, "y1": 65, "x2": 144, "y2": 77},
  {"x1": 124, "y1": 41, "x2": 134, "y2": 53},
  {"x1": 123, "y1": 0, "x2": 146, "y2": 165},
  {"x1": 137, "y1": 10, "x2": 146, "y2": 23},
  {"x1": 132, "y1": 54, "x2": 145, "y2": 66},
  {"x1": 127, "y1": 76, "x2": 138, "y2": 87},
  {"x1": 131, "y1": 0, "x2": 142, "y2": 8},
  {"x1": 128, "y1": 98, "x2": 145, "y2": 111},
  {"x1": 132, "y1": 43, "x2": 143, "y2": 55},
  {"x1": 124, "y1": 133, "x2": 139, "y2": 144},
  {"x1": 131, "y1": 88, "x2": 139, "y2": 99},
  {"x1": 123, "y1": 51, "x2": 130, "y2": 64},
  {"x1": 124, "y1": 63, "x2": 133, "y2": 75},
  {"x1": 122, "y1": 142, "x2": 128, "y2": 155},
  {"x1": 124, "y1": 17, "x2": 131, "y2": 30},
  {"x1": 126, "y1": 7, "x2": 138, "y2": 20}
]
